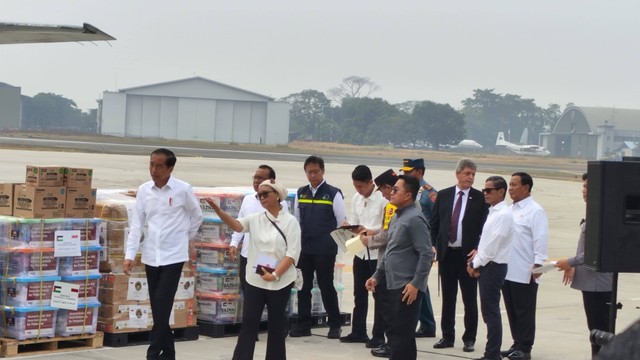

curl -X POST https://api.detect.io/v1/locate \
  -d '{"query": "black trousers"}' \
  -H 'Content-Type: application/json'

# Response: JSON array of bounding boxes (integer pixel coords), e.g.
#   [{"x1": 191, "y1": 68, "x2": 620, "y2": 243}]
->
[
  {"x1": 582, "y1": 290, "x2": 612, "y2": 356},
  {"x1": 239, "y1": 255, "x2": 248, "y2": 294},
  {"x1": 479, "y1": 262, "x2": 508, "y2": 359},
  {"x1": 233, "y1": 282, "x2": 293, "y2": 360},
  {"x1": 502, "y1": 279, "x2": 538, "y2": 353},
  {"x1": 417, "y1": 286, "x2": 436, "y2": 332},
  {"x1": 145, "y1": 262, "x2": 184, "y2": 360},
  {"x1": 376, "y1": 277, "x2": 392, "y2": 343},
  {"x1": 351, "y1": 256, "x2": 383, "y2": 338},
  {"x1": 297, "y1": 253, "x2": 341, "y2": 328},
  {"x1": 387, "y1": 287, "x2": 422, "y2": 360},
  {"x1": 439, "y1": 248, "x2": 478, "y2": 343}
]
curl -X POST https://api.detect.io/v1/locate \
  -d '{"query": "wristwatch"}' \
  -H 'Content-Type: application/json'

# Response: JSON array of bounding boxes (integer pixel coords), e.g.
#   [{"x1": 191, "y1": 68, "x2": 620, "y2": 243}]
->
[{"x1": 272, "y1": 271, "x2": 280, "y2": 282}]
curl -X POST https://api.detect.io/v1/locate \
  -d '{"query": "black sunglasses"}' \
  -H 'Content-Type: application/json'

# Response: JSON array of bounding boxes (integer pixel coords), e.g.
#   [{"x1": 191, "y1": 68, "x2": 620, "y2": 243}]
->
[
  {"x1": 255, "y1": 191, "x2": 275, "y2": 200},
  {"x1": 482, "y1": 187, "x2": 498, "y2": 194}
]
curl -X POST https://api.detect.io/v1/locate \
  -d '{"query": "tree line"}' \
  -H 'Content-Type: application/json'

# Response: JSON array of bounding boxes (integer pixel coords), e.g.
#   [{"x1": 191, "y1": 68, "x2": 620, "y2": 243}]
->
[
  {"x1": 22, "y1": 93, "x2": 96, "y2": 132},
  {"x1": 22, "y1": 76, "x2": 562, "y2": 148},
  {"x1": 284, "y1": 76, "x2": 562, "y2": 149}
]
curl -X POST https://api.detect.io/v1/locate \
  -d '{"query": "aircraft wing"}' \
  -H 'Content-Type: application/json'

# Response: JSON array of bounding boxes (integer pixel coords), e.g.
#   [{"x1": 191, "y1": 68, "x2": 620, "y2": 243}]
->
[{"x1": 0, "y1": 22, "x2": 115, "y2": 45}]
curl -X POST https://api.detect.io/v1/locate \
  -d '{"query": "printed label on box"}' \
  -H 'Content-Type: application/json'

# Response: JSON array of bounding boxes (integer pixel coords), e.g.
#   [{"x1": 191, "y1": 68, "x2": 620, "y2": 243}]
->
[
  {"x1": 27, "y1": 282, "x2": 54, "y2": 301},
  {"x1": 127, "y1": 278, "x2": 149, "y2": 300},
  {"x1": 65, "y1": 308, "x2": 94, "y2": 332},
  {"x1": 128, "y1": 305, "x2": 150, "y2": 328},
  {"x1": 25, "y1": 310, "x2": 55, "y2": 334},
  {"x1": 28, "y1": 253, "x2": 57, "y2": 275}
]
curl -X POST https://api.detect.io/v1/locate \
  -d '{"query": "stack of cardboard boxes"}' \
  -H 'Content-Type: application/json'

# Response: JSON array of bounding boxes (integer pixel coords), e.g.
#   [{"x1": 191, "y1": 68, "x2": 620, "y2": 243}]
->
[
  {"x1": 94, "y1": 190, "x2": 197, "y2": 335},
  {"x1": 0, "y1": 165, "x2": 102, "y2": 340}
]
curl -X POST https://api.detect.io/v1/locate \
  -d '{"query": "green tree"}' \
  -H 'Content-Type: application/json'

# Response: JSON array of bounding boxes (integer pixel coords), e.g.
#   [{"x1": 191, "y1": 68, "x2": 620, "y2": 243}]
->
[
  {"x1": 334, "y1": 97, "x2": 401, "y2": 145},
  {"x1": 22, "y1": 93, "x2": 95, "y2": 132},
  {"x1": 410, "y1": 101, "x2": 465, "y2": 150},
  {"x1": 462, "y1": 89, "x2": 559, "y2": 148},
  {"x1": 282, "y1": 90, "x2": 335, "y2": 141}
]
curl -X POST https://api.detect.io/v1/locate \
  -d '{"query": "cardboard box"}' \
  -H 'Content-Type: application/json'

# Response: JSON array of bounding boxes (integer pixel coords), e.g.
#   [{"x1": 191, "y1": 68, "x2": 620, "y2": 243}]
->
[
  {"x1": 25, "y1": 165, "x2": 65, "y2": 187},
  {"x1": 0, "y1": 183, "x2": 15, "y2": 216},
  {"x1": 12, "y1": 184, "x2": 66, "y2": 219},
  {"x1": 97, "y1": 318, "x2": 147, "y2": 334},
  {"x1": 99, "y1": 301, "x2": 152, "y2": 320},
  {"x1": 63, "y1": 167, "x2": 93, "y2": 188},
  {"x1": 99, "y1": 272, "x2": 149, "y2": 304},
  {"x1": 65, "y1": 187, "x2": 96, "y2": 218}
]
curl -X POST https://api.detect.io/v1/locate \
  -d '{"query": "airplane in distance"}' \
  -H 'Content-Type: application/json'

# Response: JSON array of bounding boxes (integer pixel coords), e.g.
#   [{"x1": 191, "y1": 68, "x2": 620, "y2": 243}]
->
[
  {"x1": 0, "y1": 22, "x2": 114, "y2": 44},
  {"x1": 496, "y1": 131, "x2": 550, "y2": 157}
]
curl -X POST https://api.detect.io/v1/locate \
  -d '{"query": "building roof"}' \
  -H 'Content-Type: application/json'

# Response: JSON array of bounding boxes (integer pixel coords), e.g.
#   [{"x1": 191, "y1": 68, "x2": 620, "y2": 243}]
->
[
  {"x1": 119, "y1": 76, "x2": 274, "y2": 101},
  {"x1": 570, "y1": 106, "x2": 640, "y2": 131},
  {"x1": 0, "y1": 22, "x2": 114, "y2": 45}
]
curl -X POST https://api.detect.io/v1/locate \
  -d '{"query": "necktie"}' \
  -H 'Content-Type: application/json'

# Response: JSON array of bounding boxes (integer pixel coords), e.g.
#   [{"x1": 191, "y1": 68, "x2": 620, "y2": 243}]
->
[{"x1": 449, "y1": 191, "x2": 464, "y2": 244}]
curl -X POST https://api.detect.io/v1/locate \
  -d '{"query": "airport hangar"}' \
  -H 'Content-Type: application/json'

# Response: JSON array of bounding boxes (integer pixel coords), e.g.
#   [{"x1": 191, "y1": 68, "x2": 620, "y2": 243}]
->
[
  {"x1": 98, "y1": 76, "x2": 291, "y2": 145},
  {"x1": 540, "y1": 105, "x2": 640, "y2": 160}
]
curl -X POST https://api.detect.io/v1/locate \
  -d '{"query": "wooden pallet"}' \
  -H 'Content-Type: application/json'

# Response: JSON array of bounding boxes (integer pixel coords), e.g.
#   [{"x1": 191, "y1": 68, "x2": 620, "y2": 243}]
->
[
  {"x1": 0, "y1": 332, "x2": 103, "y2": 358},
  {"x1": 198, "y1": 320, "x2": 269, "y2": 338},
  {"x1": 103, "y1": 326, "x2": 199, "y2": 347}
]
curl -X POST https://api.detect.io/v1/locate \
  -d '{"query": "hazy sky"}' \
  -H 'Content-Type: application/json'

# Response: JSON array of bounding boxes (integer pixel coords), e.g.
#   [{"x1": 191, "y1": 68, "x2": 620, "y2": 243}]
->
[{"x1": 2, "y1": 0, "x2": 639, "y2": 112}]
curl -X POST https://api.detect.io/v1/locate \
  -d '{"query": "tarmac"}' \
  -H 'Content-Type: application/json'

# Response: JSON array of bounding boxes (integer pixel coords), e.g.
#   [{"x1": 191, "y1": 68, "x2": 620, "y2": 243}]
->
[{"x1": 1, "y1": 148, "x2": 639, "y2": 360}]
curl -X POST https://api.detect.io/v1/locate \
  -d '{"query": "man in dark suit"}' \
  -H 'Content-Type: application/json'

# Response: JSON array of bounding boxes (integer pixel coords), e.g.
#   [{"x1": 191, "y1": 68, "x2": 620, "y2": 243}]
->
[{"x1": 430, "y1": 158, "x2": 489, "y2": 353}]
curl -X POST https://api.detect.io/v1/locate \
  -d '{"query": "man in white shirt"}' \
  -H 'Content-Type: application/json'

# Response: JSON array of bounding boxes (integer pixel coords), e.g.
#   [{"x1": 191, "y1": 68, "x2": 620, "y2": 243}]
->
[
  {"x1": 467, "y1": 176, "x2": 513, "y2": 360},
  {"x1": 229, "y1": 165, "x2": 288, "y2": 294},
  {"x1": 123, "y1": 148, "x2": 203, "y2": 360},
  {"x1": 339, "y1": 165, "x2": 387, "y2": 346},
  {"x1": 501, "y1": 172, "x2": 548, "y2": 360}
]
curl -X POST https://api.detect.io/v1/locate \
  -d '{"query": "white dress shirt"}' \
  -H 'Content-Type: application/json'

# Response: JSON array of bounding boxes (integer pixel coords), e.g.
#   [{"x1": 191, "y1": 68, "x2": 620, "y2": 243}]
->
[
  {"x1": 349, "y1": 190, "x2": 387, "y2": 260},
  {"x1": 238, "y1": 208, "x2": 301, "y2": 290},
  {"x1": 293, "y1": 180, "x2": 347, "y2": 225},
  {"x1": 230, "y1": 192, "x2": 289, "y2": 258},
  {"x1": 449, "y1": 186, "x2": 470, "y2": 247},
  {"x1": 126, "y1": 176, "x2": 204, "y2": 266},
  {"x1": 472, "y1": 200, "x2": 513, "y2": 268},
  {"x1": 505, "y1": 196, "x2": 549, "y2": 284}
]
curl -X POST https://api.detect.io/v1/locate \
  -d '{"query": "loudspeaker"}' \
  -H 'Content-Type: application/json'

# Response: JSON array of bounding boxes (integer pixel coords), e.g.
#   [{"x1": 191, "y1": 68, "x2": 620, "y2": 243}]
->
[{"x1": 585, "y1": 160, "x2": 640, "y2": 272}]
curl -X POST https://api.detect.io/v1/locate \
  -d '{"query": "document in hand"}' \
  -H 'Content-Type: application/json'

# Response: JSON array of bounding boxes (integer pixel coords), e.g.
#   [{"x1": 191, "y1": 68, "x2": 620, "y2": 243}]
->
[
  {"x1": 531, "y1": 261, "x2": 557, "y2": 274},
  {"x1": 330, "y1": 228, "x2": 365, "y2": 256}
]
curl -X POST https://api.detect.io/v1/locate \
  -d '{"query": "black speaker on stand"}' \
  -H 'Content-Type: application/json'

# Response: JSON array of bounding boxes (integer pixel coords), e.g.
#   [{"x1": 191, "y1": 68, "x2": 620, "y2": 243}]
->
[{"x1": 585, "y1": 159, "x2": 640, "y2": 333}]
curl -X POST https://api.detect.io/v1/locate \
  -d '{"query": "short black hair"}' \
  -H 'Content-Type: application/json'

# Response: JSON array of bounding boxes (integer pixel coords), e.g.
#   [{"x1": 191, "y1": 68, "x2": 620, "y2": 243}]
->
[
  {"x1": 258, "y1": 164, "x2": 276, "y2": 179},
  {"x1": 512, "y1": 172, "x2": 533, "y2": 192},
  {"x1": 304, "y1": 155, "x2": 325, "y2": 170},
  {"x1": 352, "y1": 165, "x2": 372, "y2": 182},
  {"x1": 151, "y1": 148, "x2": 176, "y2": 167},
  {"x1": 582, "y1": 172, "x2": 587, "y2": 181},
  {"x1": 398, "y1": 174, "x2": 419, "y2": 201},
  {"x1": 486, "y1": 175, "x2": 508, "y2": 199}
]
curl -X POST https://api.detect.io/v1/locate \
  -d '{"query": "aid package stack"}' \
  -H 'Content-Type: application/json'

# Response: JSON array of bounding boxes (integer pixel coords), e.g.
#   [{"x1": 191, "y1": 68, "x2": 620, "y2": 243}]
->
[
  {"x1": 192, "y1": 187, "x2": 247, "y2": 325},
  {"x1": 0, "y1": 166, "x2": 102, "y2": 340},
  {"x1": 95, "y1": 189, "x2": 196, "y2": 334}
]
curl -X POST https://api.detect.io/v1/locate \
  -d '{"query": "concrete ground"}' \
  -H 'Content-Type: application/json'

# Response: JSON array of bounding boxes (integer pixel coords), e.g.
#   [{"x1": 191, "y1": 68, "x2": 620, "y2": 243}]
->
[{"x1": 1, "y1": 148, "x2": 639, "y2": 360}]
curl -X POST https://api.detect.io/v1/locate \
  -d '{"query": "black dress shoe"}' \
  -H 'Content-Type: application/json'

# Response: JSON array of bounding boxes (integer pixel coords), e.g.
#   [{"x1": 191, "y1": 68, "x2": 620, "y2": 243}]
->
[
  {"x1": 433, "y1": 338, "x2": 454, "y2": 349},
  {"x1": 289, "y1": 328, "x2": 311, "y2": 337},
  {"x1": 473, "y1": 357, "x2": 502, "y2": 360},
  {"x1": 508, "y1": 350, "x2": 531, "y2": 360},
  {"x1": 463, "y1": 341, "x2": 475, "y2": 352},
  {"x1": 366, "y1": 337, "x2": 385, "y2": 348},
  {"x1": 339, "y1": 332, "x2": 369, "y2": 343},
  {"x1": 500, "y1": 346, "x2": 516, "y2": 357},
  {"x1": 327, "y1": 327, "x2": 342, "y2": 339},
  {"x1": 371, "y1": 344, "x2": 391, "y2": 358},
  {"x1": 415, "y1": 328, "x2": 436, "y2": 338}
]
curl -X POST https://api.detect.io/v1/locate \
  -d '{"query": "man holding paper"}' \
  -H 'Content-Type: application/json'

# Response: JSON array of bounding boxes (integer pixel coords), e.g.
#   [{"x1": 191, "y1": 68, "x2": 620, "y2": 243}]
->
[
  {"x1": 365, "y1": 175, "x2": 433, "y2": 360},
  {"x1": 339, "y1": 165, "x2": 387, "y2": 346}
]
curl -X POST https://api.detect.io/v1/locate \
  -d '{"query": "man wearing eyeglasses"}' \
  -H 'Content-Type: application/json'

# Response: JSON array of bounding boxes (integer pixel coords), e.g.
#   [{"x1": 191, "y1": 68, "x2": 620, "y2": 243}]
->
[
  {"x1": 290, "y1": 155, "x2": 347, "y2": 339},
  {"x1": 467, "y1": 176, "x2": 513, "y2": 360},
  {"x1": 365, "y1": 175, "x2": 433, "y2": 360},
  {"x1": 230, "y1": 165, "x2": 289, "y2": 294},
  {"x1": 399, "y1": 158, "x2": 437, "y2": 340},
  {"x1": 430, "y1": 158, "x2": 488, "y2": 353}
]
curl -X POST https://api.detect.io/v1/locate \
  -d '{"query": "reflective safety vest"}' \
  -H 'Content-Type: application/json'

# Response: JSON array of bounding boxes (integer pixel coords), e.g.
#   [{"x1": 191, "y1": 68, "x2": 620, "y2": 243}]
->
[{"x1": 297, "y1": 182, "x2": 343, "y2": 255}]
